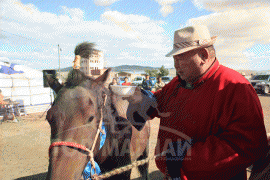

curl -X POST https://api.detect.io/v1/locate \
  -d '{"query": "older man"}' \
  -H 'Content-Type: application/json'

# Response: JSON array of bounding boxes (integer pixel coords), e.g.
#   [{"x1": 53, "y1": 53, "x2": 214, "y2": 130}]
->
[{"x1": 125, "y1": 25, "x2": 268, "y2": 180}]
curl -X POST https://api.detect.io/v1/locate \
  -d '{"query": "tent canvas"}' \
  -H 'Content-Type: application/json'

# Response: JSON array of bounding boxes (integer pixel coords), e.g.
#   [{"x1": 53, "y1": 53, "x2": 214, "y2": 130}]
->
[{"x1": 0, "y1": 61, "x2": 54, "y2": 114}]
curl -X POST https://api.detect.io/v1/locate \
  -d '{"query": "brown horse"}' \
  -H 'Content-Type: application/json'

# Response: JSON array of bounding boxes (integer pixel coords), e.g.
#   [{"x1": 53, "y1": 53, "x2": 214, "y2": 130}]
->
[{"x1": 45, "y1": 68, "x2": 150, "y2": 179}]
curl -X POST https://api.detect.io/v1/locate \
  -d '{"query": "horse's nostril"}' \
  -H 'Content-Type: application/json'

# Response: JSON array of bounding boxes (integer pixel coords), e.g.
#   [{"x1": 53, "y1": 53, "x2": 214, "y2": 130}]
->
[{"x1": 88, "y1": 116, "x2": 94, "y2": 122}]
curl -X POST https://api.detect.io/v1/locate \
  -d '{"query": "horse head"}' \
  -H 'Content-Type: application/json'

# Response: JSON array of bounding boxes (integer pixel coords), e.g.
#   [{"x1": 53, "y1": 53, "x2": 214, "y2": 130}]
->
[{"x1": 46, "y1": 68, "x2": 111, "y2": 180}]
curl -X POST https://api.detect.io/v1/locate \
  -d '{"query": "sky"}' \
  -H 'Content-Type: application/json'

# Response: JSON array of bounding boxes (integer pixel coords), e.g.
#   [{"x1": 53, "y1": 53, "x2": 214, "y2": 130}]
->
[{"x1": 0, "y1": 0, "x2": 270, "y2": 70}]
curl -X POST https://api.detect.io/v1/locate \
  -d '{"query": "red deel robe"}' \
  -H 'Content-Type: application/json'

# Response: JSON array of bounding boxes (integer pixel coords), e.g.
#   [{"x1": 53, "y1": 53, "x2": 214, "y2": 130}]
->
[{"x1": 152, "y1": 60, "x2": 268, "y2": 180}]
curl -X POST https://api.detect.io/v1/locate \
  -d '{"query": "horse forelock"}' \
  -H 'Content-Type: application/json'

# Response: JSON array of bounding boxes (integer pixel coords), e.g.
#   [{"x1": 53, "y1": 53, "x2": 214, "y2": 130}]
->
[{"x1": 64, "y1": 69, "x2": 91, "y2": 88}]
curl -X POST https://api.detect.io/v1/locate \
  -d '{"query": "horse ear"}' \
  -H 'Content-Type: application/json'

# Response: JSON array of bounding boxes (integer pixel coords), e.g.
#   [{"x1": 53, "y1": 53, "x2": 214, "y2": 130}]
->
[
  {"x1": 47, "y1": 75, "x2": 63, "y2": 94},
  {"x1": 93, "y1": 68, "x2": 111, "y2": 85}
]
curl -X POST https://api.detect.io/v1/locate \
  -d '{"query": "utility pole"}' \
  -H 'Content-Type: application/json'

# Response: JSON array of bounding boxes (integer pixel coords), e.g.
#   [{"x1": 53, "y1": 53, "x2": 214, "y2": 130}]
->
[
  {"x1": 104, "y1": 55, "x2": 107, "y2": 69},
  {"x1": 58, "y1": 44, "x2": 61, "y2": 80}
]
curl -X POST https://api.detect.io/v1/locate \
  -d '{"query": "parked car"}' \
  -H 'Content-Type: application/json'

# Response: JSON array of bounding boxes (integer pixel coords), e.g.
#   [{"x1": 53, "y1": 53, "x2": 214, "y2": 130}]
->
[
  {"x1": 250, "y1": 74, "x2": 270, "y2": 94},
  {"x1": 161, "y1": 76, "x2": 173, "y2": 84},
  {"x1": 132, "y1": 76, "x2": 145, "y2": 86}
]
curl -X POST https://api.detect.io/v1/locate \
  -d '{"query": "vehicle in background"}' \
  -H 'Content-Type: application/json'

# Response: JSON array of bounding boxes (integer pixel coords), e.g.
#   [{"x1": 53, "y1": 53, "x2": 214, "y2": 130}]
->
[
  {"x1": 161, "y1": 76, "x2": 173, "y2": 84},
  {"x1": 132, "y1": 76, "x2": 145, "y2": 86},
  {"x1": 150, "y1": 77, "x2": 157, "y2": 85},
  {"x1": 250, "y1": 74, "x2": 270, "y2": 94},
  {"x1": 118, "y1": 77, "x2": 131, "y2": 85}
]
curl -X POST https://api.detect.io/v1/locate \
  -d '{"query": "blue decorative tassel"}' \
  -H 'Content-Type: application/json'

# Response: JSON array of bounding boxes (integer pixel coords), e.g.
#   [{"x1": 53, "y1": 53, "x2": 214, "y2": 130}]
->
[
  {"x1": 83, "y1": 123, "x2": 106, "y2": 179},
  {"x1": 82, "y1": 161, "x2": 102, "y2": 179},
  {"x1": 99, "y1": 122, "x2": 106, "y2": 149}
]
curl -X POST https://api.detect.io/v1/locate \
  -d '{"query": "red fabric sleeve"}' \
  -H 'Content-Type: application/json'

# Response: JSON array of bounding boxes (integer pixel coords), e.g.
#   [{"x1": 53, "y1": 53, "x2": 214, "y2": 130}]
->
[{"x1": 182, "y1": 84, "x2": 268, "y2": 179}]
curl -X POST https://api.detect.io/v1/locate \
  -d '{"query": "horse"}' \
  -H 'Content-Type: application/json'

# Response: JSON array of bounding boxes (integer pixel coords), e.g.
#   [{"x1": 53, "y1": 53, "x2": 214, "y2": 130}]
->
[{"x1": 45, "y1": 68, "x2": 151, "y2": 179}]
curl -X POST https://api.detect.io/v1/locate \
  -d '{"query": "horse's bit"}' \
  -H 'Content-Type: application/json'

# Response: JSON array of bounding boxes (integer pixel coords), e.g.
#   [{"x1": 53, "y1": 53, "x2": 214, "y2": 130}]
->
[{"x1": 48, "y1": 94, "x2": 107, "y2": 179}]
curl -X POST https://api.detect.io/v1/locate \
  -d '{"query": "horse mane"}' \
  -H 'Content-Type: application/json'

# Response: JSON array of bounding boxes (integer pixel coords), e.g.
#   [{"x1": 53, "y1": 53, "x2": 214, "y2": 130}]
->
[{"x1": 64, "y1": 69, "x2": 91, "y2": 88}]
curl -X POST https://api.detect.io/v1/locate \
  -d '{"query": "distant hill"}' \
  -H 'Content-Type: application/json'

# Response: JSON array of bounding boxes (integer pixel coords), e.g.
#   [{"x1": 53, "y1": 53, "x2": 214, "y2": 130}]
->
[
  {"x1": 110, "y1": 65, "x2": 161, "y2": 72},
  {"x1": 60, "y1": 66, "x2": 73, "y2": 72},
  {"x1": 58, "y1": 65, "x2": 269, "y2": 75},
  {"x1": 237, "y1": 70, "x2": 270, "y2": 76},
  {"x1": 59, "y1": 65, "x2": 164, "y2": 72}
]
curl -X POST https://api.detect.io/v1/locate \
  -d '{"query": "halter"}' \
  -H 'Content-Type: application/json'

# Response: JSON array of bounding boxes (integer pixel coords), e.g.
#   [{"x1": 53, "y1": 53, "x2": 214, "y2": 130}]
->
[{"x1": 49, "y1": 93, "x2": 107, "y2": 178}]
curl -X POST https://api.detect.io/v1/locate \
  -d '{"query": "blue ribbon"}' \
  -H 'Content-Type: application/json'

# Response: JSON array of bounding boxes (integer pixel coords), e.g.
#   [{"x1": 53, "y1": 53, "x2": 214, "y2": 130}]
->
[
  {"x1": 99, "y1": 123, "x2": 106, "y2": 149},
  {"x1": 82, "y1": 161, "x2": 102, "y2": 179},
  {"x1": 82, "y1": 123, "x2": 106, "y2": 179}
]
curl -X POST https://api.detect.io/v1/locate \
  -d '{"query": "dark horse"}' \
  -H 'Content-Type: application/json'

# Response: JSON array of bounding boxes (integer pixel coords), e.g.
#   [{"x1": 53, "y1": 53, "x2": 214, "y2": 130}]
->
[{"x1": 45, "y1": 68, "x2": 150, "y2": 179}]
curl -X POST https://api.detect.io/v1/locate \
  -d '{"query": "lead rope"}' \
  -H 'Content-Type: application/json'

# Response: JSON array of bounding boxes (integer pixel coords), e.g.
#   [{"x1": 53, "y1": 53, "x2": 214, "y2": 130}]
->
[
  {"x1": 89, "y1": 150, "x2": 167, "y2": 180},
  {"x1": 89, "y1": 94, "x2": 107, "y2": 179}
]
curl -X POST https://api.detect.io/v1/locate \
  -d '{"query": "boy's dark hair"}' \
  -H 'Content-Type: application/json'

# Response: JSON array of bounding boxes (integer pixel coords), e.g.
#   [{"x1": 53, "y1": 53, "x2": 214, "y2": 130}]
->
[{"x1": 0, "y1": 89, "x2": 2, "y2": 93}]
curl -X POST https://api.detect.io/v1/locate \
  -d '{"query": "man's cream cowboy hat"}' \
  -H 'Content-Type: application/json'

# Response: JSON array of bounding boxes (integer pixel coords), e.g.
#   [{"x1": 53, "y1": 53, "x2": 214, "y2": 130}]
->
[{"x1": 166, "y1": 25, "x2": 217, "y2": 57}]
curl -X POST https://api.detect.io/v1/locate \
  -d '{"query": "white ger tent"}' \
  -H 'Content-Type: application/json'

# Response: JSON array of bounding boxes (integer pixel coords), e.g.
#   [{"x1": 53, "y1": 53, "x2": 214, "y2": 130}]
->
[{"x1": 0, "y1": 61, "x2": 54, "y2": 114}]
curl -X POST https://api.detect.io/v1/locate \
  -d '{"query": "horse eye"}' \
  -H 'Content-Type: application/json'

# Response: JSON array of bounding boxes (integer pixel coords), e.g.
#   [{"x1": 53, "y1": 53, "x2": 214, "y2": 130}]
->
[{"x1": 88, "y1": 116, "x2": 95, "y2": 122}]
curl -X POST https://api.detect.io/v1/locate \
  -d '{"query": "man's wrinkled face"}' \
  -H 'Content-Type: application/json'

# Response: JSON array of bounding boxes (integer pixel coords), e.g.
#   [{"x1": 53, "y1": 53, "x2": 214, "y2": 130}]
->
[{"x1": 174, "y1": 49, "x2": 204, "y2": 83}]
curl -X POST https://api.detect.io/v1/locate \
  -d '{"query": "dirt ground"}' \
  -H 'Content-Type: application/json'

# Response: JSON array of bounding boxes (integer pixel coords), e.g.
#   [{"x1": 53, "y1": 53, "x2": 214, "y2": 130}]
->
[{"x1": 1, "y1": 94, "x2": 270, "y2": 180}]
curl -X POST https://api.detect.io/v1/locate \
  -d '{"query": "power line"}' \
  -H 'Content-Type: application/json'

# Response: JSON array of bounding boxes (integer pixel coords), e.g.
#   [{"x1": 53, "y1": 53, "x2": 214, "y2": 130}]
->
[{"x1": 1, "y1": 30, "x2": 51, "y2": 45}]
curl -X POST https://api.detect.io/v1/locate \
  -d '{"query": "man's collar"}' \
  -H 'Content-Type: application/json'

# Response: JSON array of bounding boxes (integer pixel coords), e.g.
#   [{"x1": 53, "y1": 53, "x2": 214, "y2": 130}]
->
[{"x1": 178, "y1": 58, "x2": 220, "y2": 89}]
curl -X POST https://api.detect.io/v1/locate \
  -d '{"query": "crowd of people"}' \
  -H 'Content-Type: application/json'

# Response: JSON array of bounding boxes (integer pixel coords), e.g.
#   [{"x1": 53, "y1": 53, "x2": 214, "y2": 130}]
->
[{"x1": 109, "y1": 74, "x2": 166, "y2": 92}]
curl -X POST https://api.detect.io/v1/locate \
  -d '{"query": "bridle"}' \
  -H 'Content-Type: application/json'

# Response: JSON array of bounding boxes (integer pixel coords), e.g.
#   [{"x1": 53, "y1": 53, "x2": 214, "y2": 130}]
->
[{"x1": 48, "y1": 93, "x2": 107, "y2": 178}]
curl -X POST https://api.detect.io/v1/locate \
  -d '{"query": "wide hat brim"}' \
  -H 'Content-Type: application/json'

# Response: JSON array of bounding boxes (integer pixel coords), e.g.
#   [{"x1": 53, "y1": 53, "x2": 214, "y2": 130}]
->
[{"x1": 165, "y1": 36, "x2": 217, "y2": 57}]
